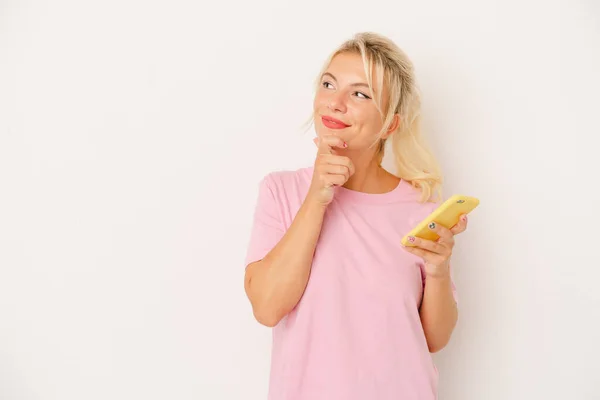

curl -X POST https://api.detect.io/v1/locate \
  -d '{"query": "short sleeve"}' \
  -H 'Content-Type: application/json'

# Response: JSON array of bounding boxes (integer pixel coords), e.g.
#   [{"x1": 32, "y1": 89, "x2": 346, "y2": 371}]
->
[{"x1": 244, "y1": 174, "x2": 286, "y2": 268}]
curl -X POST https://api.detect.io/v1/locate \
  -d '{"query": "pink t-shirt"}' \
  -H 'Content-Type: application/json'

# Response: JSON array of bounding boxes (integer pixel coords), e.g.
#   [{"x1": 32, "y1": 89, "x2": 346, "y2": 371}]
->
[{"x1": 245, "y1": 166, "x2": 457, "y2": 400}]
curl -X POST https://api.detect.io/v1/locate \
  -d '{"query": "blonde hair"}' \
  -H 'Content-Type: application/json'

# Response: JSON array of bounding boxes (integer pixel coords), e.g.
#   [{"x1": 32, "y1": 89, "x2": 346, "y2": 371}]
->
[{"x1": 308, "y1": 32, "x2": 443, "y2": 203}]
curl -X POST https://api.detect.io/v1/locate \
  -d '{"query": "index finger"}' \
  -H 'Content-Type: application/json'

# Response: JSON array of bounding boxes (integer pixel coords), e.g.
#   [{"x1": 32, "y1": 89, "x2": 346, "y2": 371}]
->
[
  {"x1": 428, "y1": 221, "x2": 455, "y2": 243},
  {"x1": 317, "y1": 135, "x2": 347, "y2": 155}
]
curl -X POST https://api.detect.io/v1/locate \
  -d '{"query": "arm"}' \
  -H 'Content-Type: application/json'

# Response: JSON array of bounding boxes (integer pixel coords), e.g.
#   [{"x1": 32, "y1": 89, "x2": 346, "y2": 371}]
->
[
  {"x1": 244, "y1": 198, "x2": 326, "y2": 327},
  {"x1": 244, "y1": 134, "x2": 354, "y2": 327},
  {"x1": 419, "y1": 275, "x2": 458, "y2": 353},
  {"x1": 403, "y1": 215, "x2": 468, "y2": 352}
]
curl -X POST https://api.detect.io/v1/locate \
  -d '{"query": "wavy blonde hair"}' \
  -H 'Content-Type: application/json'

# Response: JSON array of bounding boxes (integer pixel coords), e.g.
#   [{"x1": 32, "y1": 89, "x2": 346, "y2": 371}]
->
[{"x1": 308, "y1": 32, "x2": 443, "y2": 203}]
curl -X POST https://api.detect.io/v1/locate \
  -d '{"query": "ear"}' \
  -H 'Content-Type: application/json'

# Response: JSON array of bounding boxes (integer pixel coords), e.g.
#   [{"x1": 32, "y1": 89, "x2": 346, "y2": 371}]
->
[{"x1": 382, "y1": 114, "x2": 400, "y2": 139}]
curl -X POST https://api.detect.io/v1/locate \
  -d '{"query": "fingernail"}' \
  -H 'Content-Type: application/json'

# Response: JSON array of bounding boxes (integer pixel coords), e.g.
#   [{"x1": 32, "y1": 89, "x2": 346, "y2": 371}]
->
[
  {"x1": 408, "y1": 236, "x2": 415, "y2": 243},
  {"x1": 428, "y1": 222, "x2": 436, "y2": 230},
  {"x1": 461, "y1": 215, "x2": 467, "y2": 222},
  {"x1": 343, "y1": 142, "x2": 348, "y2": 148}
]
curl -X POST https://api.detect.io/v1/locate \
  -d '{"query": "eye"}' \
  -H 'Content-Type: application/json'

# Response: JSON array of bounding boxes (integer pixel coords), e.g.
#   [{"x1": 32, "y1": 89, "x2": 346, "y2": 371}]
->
[
  {"x1": 322, "y1": 81, "x2": 334, "y2": 89},
  {"x1": 354, "y1": 91, "x2": 371, "y2": 100}
]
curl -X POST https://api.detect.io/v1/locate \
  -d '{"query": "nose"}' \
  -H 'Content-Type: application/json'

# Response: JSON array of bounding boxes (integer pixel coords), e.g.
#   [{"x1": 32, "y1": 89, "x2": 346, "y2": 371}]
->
[{"x1": 327, "y1": 92, "x2": 347, "y2": 113}]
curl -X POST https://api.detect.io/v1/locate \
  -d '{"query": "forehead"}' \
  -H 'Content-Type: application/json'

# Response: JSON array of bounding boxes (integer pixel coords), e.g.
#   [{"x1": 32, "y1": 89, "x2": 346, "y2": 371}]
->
[{"x1": 326, "y1": 52, "x2": 367, "y2": 78}]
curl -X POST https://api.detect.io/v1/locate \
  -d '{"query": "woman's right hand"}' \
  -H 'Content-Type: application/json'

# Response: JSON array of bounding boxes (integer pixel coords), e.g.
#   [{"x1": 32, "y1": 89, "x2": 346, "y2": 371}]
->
[{"x1": 306, "y1": 135, "x2": 355, "y2": 207}]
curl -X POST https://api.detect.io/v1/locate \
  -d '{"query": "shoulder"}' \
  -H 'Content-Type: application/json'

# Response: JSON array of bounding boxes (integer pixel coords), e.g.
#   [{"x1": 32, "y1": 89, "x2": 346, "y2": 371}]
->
[
  {"x1": 397, "y1": 179, "x2": 442, "y2": 217},
  {"x1": 398, "y1": 179, "x2": 439, "y2": 205},
  {"x1": 251, "y1": 167, "x2": 313, "y2": 225},
  {"x1": 258, "y1": 166, "x2": 313, "y2": 194}
]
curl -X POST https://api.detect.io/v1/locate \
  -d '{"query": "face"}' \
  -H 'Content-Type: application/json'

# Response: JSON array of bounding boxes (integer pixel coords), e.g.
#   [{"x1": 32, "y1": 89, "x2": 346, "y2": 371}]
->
[{"x1": 313, "y1": 52, "x2": 398, "y2": 152}]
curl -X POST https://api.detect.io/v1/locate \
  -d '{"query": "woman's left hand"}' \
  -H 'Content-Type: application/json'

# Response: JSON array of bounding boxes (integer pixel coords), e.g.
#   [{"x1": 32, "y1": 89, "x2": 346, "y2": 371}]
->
[{"x1": 402, "y1": 215, "x2": 468, "y2": 279}]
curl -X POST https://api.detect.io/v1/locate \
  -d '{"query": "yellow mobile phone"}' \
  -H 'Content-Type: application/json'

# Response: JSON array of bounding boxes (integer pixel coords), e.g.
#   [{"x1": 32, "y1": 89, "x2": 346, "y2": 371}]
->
[{"x1": 401, "y1": 195, "x2": 480, "y2": 246}]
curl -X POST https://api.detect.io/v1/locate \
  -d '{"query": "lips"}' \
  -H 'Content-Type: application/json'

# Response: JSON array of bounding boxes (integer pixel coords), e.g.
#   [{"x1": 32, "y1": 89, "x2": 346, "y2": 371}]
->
[{"x1": 321, "y1": 116, "x2": 350, "y2": 130}]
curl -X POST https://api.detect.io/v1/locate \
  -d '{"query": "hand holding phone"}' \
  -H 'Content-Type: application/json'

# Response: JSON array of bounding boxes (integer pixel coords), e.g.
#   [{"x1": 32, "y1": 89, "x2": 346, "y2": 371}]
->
[{"x1": 401, "y1": 195, "x2": 479, "y2": 246}]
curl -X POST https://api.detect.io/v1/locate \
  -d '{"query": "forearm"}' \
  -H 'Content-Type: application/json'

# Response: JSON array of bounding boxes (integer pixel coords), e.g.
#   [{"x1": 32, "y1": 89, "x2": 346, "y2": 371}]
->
[
  {"x1": 245, "y1": 199, "x2": 326, "y2": 326},
  {"x1": 419, "y1": 275, "x2": 458, "y2": 352}
]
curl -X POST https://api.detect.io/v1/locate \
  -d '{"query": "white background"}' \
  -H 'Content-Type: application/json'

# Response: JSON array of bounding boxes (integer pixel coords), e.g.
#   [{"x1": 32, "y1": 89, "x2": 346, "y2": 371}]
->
[{"x1": 1, "y1": 0, "x2": 599, "y2": 399}]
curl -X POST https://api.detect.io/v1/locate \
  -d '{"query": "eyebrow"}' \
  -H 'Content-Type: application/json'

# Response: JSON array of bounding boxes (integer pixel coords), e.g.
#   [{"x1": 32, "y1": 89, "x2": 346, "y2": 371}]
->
[{"x1": 321, "y1": 72, "x2": 371, "y2": 90}]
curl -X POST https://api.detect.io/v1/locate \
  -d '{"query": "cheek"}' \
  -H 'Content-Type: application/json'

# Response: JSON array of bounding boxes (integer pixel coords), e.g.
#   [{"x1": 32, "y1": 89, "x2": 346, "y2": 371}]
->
[
  {"x1": 351, "y1": 108, "x2": 379, "y2": 129},
  {"x1": 364, "y1": 113, "x2": 386, "y2": 135},
  {"x1": 367, "y1": 110, "x2": 384, "y2": 126},
  {"x1": 347, "y1": 112, "x2": 384, "y2": 145}
]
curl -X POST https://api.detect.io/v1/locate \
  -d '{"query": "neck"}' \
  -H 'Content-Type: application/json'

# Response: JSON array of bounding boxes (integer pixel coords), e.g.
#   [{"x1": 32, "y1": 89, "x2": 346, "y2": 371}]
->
[{"x1": 341, "y1": 149, "x2": 399, "y2": 194}]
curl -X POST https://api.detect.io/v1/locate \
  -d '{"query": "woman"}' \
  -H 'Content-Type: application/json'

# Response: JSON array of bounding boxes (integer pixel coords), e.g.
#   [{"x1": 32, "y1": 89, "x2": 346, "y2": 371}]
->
[{"x1": 243, "y1": 32, "x2": 468, "y2": 400}]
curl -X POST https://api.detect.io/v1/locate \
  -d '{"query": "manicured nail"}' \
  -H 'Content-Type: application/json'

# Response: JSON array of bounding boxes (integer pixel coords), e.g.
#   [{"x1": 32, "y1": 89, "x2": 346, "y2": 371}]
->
[
  {"x1": 461, "y1": 215, "x2": 467, "y2": 222},
  {"x1": 343, "y1": 142, "x2": 348, "y2": 148},
  {"x1": 408, "y1": 236, "x2": 415, "y2": 243},
  {"x1": 428, "y1": 222, "x2": 436, "y2": 230}
]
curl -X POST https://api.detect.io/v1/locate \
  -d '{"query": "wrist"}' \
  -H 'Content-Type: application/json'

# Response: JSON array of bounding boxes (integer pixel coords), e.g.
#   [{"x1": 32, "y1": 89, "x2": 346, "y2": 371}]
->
[
  {"x1": 301, "y1": 197, "x2": 328, "y2": 217},
  {"x1": 425, "y1": 271, "x2": 451, "y2": 283},
  {"x1": 302, "y1": 195, "x2": 329, "y2": 212}
]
